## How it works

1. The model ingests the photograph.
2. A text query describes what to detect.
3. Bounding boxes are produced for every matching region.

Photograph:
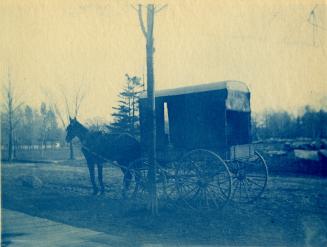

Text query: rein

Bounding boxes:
[68,121,143,170]
[79,144,130,170]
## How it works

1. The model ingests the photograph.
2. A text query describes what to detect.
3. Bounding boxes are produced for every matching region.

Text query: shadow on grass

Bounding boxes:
[1,232,28,247]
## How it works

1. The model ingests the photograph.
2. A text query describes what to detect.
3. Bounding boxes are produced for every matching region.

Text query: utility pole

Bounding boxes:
[134,4,166,215]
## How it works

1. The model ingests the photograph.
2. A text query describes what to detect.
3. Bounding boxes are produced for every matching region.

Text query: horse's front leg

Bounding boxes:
[97,163,105,195]
[87,162,98,195]
[122,167,132,198]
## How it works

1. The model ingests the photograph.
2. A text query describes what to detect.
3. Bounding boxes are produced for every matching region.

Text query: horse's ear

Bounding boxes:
[69,116,72,122]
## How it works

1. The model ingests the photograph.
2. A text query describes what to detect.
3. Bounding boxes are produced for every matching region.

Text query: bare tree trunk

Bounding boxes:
[69,141,74,160]
[8,102,14,161]
[3,68,23,162]
[8,117,13,161]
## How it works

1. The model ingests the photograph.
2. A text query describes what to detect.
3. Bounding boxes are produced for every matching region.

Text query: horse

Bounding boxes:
[65,117,141,196]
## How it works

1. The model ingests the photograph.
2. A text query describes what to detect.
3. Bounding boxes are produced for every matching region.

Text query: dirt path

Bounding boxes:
[2,162,327,246]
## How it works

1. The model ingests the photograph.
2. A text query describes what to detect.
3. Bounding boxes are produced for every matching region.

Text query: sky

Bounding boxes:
[1,0,327,123]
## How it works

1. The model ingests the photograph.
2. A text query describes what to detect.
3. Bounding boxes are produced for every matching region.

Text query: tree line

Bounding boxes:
[1,73,325,161]
[252,106,327,140]
[1,103,64,148]
[1,73,143,161]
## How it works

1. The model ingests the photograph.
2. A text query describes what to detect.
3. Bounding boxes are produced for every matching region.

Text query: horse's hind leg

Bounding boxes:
[97,163,105,195]
[87,163,98,195]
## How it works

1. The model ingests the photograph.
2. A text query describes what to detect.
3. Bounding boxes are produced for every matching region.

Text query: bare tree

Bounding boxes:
[43,84,86,160]
[62,85,85,159]
[1,69,23,161]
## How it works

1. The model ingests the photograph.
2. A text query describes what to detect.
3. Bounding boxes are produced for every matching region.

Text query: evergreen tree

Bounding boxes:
[109,74,144,136]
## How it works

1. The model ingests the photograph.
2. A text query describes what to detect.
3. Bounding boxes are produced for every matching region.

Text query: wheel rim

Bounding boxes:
[126,158,174,204]
[158,161,179,202]
[228,151,268,203]
[176,149,232,211]
[125,158,150,203]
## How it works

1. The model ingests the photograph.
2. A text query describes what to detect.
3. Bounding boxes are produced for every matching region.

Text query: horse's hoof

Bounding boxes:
[92,190,99,195]
[100,190,105,195]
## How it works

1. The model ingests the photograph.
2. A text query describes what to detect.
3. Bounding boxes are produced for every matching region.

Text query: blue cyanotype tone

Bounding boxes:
[2,2,327,247]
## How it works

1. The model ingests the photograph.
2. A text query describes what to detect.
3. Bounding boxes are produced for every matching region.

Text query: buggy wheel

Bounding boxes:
[125,158,173,204]
[125,158,150,203]
[159,161,179,202]
[176,149,232,211]
[228,151,268,203]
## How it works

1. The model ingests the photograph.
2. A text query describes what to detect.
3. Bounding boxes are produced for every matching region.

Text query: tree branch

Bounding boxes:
[41,87,66,128]
[54,104,66,128]
[138,4,147,38]
[131,4,137,12]
[59,87,71,119]
[13,102,24,112]
[155,4,168,14]
[74,84,86,118]
[74,86,80,117]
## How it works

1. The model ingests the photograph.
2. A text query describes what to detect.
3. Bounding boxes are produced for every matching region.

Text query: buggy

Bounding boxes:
[127,80,268,210]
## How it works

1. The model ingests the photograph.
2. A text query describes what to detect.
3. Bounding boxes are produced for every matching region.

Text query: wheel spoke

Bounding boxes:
[180,185,198,198]
[229,151,268,203]
[239,179,242,201]
[208,187,223,204]
[173,149,233,210]
[208,185,225,201]
[231,179,239,199]
[246,177,264,188]
[246,174,266,179]
[243,180,251,201]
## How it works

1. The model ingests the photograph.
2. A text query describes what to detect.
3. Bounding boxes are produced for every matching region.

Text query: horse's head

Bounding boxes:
[65,117,81,142]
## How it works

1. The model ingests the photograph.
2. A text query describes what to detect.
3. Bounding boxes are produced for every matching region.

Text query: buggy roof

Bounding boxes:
[140,80,249,99]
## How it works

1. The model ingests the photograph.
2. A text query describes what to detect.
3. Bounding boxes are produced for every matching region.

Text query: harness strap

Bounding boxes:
[80,144,129,170]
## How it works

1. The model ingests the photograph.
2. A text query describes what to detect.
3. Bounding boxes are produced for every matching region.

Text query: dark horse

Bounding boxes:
[65,117,141,195]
